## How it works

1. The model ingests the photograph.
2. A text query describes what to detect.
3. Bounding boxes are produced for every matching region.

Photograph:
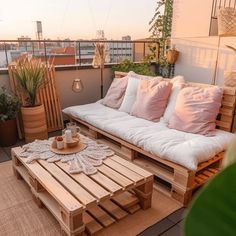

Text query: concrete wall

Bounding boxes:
[0,67,114,110]
[172,0,236,85]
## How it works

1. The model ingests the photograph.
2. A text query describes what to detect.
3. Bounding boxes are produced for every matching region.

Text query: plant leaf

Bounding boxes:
[184,163,236,236]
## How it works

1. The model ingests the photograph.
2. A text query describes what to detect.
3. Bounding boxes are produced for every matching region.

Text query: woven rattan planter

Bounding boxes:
[21,104,48,143]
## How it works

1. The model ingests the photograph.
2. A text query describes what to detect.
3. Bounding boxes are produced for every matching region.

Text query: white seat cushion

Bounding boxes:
[63,103,235,170]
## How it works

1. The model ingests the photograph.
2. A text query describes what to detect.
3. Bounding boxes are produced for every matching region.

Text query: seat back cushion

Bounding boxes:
[102,77,128,109]
[131,79,172,121]
[162,75,185,123]
[168,86,223,136]
[119,76,163,113]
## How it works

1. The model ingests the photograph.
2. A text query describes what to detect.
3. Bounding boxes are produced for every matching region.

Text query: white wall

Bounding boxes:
[172,0,236,85]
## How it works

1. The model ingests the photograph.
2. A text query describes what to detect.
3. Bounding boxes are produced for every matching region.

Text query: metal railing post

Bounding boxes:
[4,42,9,66]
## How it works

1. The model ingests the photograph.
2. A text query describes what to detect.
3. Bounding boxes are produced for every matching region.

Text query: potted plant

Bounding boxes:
[0,86,20,146]
[14,55,48,143]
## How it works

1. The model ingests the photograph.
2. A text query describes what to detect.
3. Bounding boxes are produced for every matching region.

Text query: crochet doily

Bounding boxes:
[18,136,114,175]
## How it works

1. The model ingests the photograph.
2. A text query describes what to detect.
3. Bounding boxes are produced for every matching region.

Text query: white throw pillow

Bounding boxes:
[129,71,163,80]
[119,77,140,113]
[162,75,185,123]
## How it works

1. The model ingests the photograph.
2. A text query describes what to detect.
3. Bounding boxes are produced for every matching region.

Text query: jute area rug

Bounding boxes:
[0,161,181,236]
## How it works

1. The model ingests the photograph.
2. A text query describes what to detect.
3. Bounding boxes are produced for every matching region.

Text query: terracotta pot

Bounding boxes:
[21,104,48,143]
[0,118,18,147]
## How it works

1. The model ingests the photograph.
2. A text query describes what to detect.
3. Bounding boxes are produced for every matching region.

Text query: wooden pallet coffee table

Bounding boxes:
[12,146,153,236]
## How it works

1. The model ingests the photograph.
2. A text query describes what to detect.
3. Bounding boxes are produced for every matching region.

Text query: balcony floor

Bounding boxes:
[0,131,184,236]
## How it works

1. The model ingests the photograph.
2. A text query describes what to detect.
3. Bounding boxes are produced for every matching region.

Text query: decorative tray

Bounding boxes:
[50,137,87,155]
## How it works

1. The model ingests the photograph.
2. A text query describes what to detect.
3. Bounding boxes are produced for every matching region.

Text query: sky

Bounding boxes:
[0,0,156,40]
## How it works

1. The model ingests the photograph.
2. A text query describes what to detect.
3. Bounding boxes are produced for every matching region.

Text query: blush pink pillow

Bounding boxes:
[102,77,128,109]
[168,86,223,136]
[131,79,172,121]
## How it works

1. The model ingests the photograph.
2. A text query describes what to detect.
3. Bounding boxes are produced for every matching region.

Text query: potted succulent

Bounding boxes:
[0,86,20,146]
[14,55,48,143]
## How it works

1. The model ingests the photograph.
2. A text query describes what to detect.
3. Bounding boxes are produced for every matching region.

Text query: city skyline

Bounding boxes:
[0,0,156,40]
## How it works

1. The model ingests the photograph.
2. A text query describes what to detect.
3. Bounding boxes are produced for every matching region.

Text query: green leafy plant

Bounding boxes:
[184,139,236,236]
[14,55,46,107]
[0,86,20,121]
[112,59,156,76]
[149,0,174,76]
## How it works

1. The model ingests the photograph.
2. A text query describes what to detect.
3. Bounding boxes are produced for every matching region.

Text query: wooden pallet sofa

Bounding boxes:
[63,71,236,206]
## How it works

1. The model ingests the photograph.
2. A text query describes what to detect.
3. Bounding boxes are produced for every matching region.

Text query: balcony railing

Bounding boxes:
[0,39,159,70]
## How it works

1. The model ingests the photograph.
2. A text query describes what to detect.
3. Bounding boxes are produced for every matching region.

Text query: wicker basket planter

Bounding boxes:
[218,7,236,36]
[21,104,48,143]
[167,49,179,64]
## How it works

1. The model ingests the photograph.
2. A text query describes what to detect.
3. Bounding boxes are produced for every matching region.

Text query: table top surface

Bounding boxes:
[12,145,153,213]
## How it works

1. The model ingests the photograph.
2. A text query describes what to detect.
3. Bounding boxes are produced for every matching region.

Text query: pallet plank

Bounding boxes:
[112,192,139,209]
[38,160,96,207]
[103,158,145,184]
[99,199,128,220]
[56,162,110,201]
[97,164,134,189]
[90,172,123,194]
[110,155,153,180]
[83,212,103,235]
[87,205,115,227]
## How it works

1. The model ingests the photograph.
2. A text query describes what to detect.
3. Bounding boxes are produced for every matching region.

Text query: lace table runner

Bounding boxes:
[18,135,114,175]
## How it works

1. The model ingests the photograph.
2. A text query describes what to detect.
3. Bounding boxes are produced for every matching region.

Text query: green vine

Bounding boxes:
[149,0,174,77]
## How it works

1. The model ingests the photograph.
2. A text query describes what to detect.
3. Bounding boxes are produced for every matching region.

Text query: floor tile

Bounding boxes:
[0,148,10,163]
[167,208,186,224]
[161,224,183,236]
[138,218,175,236]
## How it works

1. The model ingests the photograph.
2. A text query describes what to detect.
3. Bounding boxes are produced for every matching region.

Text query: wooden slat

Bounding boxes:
[112,192,139,209]
[12,148,82,213]
[103,158,145,184]
[87,205,115,227]
[197,174,208,181]
[97,164,134,189]
[99,199,128,220]
[215,120,231,129]
[202,170,215,177]
[90,172,123,194]
[8,62,64,133]
[197,153,224,171]
[126,204,141,214]
[38,160,96,207]
[208,168,219,174]
[219,107,234,116]
[223,87,236,96]
[133,157,174,183]
[83,212,103,235]
[56,162,110,201]
[222,100,235,108]
[110,155,153,180]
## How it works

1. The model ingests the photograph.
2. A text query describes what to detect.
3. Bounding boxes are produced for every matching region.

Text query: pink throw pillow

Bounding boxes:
[131,80,172,121]
[102,77,128,109]
[168,86,223,136]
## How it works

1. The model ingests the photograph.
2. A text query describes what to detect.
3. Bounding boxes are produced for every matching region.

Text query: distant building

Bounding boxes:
[122,35,131,41]
[17,36,32,48]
